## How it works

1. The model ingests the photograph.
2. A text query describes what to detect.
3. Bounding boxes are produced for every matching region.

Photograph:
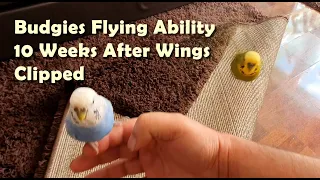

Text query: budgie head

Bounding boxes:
[69,87,105,127]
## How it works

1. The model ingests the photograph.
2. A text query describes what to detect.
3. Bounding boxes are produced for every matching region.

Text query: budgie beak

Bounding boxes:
[74,107,87,122]
[77,111,87,121]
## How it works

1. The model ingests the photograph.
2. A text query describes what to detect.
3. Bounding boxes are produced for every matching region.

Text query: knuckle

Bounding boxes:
[172,112,186,119]
[137,113,149,121]
[171,113,190,123]
[136,113,151,126]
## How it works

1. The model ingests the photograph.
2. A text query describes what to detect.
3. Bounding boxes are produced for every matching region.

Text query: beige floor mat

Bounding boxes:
[45,17,288,178]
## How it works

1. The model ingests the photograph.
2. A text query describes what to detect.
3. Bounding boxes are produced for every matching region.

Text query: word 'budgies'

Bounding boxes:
[65,87,115,154]
[231,51,262,81]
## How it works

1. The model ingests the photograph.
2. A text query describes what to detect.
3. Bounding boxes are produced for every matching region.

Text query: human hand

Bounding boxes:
[70,112,227,178]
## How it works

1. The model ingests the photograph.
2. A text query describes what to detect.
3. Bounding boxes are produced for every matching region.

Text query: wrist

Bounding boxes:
[203,130,232,178]
[199,129,231,178]
[216,132,232,178]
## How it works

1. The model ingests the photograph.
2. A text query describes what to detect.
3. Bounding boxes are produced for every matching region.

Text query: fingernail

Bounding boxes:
[127,135,136,151]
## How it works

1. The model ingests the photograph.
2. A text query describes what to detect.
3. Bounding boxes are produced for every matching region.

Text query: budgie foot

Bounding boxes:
[113,116,130,127]
[89,141,99,154]
[113,121,122,127]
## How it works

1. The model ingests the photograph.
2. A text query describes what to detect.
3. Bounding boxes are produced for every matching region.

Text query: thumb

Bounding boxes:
[127,112,191,151]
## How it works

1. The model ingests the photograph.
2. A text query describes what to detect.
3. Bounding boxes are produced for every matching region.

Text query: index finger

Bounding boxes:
[83,118,137,156]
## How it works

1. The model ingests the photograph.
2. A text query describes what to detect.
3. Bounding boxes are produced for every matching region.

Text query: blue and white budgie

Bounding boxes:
[65,87,115,154]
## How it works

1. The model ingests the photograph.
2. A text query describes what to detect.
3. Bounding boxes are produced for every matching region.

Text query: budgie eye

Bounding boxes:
[92,100,94,104]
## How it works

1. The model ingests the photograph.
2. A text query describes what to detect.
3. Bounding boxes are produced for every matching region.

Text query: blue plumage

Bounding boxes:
[65,87,115,143]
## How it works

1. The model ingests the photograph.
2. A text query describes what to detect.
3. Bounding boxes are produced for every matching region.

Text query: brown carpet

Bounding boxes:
[0,2,274,178]
[303,2,320,13]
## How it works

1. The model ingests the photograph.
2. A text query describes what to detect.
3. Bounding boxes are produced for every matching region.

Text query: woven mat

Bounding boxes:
[45,16,288,178]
